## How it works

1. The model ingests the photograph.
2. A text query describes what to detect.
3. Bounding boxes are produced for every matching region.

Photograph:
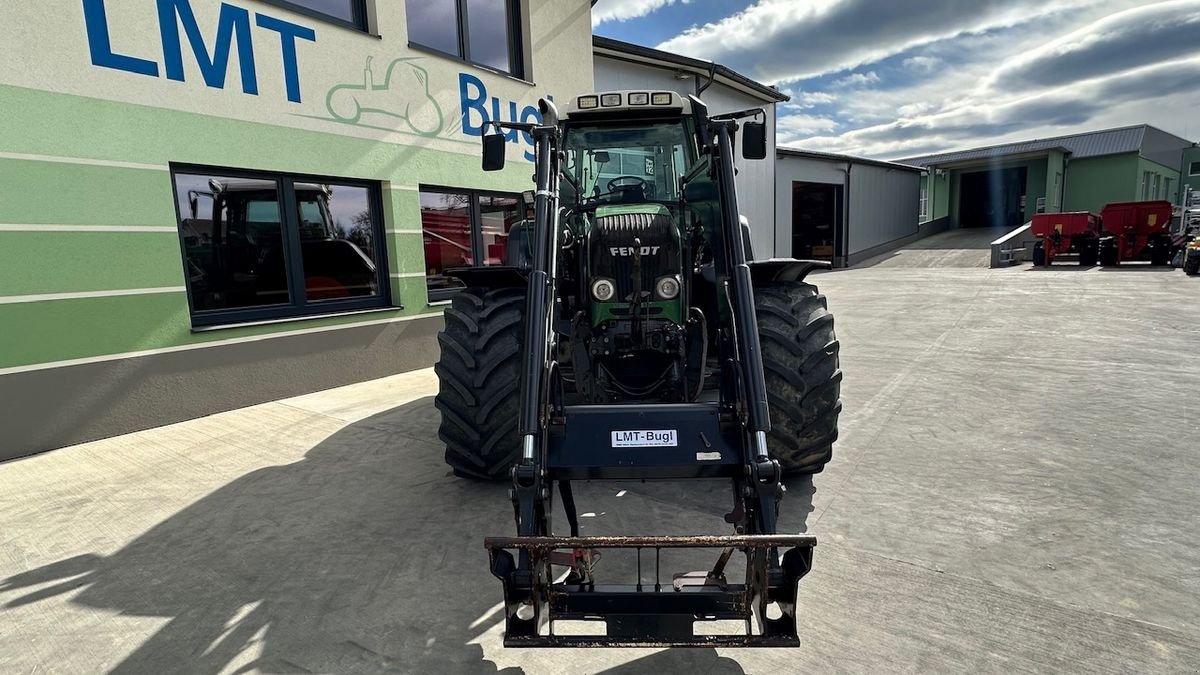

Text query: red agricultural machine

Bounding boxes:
[1031,211,1100,266]
[1098,200,1175,266]
[1032,200,1179,267]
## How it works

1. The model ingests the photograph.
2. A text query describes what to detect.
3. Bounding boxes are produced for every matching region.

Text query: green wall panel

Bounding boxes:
[0,291,425,370]
[1025,160,1048,220]
[0,84,532,192]
[1135,157,1180,202]
[1063,154,1138,212]
[0,83,551,368]
[0,232,183,295]
[0,160,174,226]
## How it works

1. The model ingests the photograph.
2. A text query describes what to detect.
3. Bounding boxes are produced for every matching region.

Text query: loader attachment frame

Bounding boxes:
[485,535,815,647]
[478,95,813,648]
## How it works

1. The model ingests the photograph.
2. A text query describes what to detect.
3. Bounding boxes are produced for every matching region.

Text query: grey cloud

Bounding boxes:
[990,0,1200,90]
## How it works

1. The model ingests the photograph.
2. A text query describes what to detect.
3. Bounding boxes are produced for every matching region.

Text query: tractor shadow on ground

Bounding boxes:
[0,398,816,674]
[0,397,522,674]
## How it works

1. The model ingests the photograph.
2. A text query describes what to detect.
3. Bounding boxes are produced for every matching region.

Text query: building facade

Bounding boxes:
[904,125,1196,229]
[0,0,593,459]
[593,36,788,259]
[776,149,923,268]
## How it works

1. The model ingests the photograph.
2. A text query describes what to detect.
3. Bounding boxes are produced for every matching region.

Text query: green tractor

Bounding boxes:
[435,91,841,482]
[433,91,843,646]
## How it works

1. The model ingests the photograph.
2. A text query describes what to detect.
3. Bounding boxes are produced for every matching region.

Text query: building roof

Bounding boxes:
[897,124,1188,167]
[593,35,789,104]
[777,146,923,172]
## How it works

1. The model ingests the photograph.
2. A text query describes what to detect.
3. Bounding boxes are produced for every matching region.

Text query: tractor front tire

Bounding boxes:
[435,287,526,480]
[755,281,843,475]
[1185,251,1200,276]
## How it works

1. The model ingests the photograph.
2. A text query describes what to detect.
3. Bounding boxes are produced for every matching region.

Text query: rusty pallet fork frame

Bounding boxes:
[475,98,817,647]
[485,535,815,647]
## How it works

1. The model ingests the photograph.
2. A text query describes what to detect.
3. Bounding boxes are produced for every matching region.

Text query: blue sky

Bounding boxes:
[593,0,1200,160]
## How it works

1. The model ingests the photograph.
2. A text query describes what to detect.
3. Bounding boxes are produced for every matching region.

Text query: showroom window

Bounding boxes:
[405,0,524,77]
[172,166,389,327]
[260,0,369,31]
[419,188,523,300]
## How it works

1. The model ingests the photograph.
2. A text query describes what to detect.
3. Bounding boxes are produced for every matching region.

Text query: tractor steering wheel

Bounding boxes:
[607,175,647,192]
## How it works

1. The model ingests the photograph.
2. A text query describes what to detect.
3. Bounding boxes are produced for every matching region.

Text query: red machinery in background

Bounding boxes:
[1031,211,1101,266]
[1098,200,1175,266]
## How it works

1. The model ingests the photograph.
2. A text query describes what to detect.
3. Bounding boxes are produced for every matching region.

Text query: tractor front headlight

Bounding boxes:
[655,275,681,300]
[591,278,616,302]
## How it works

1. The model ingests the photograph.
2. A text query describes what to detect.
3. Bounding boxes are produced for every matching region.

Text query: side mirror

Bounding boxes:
[742,120,767,160]
[482,133,507,171]
[594,150,610,164]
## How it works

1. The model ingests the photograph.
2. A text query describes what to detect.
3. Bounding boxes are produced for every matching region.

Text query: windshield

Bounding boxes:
[563,120,695,203]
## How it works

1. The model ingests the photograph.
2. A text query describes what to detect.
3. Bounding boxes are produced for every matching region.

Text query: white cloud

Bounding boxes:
[776,114,840,142]
[769,1,1200,159]
[832,71,880,88]
[593,0,678,26]
[657,0,1103,83]
[785,91,838,109]
[787,55,1200,159]
[903,55,942,72]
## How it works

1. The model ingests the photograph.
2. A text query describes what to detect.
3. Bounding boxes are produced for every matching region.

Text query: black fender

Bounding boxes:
[747,258,832,286]
[446,266,528,289]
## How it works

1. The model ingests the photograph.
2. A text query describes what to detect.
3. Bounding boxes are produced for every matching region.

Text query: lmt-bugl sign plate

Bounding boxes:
[611,430,678,448]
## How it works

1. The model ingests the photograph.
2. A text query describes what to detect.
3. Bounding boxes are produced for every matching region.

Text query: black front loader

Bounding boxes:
[457,96,829,647]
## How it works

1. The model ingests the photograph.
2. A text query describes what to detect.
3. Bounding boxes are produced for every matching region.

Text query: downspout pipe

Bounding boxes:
[696,61,718,97]
[839,163,852,267]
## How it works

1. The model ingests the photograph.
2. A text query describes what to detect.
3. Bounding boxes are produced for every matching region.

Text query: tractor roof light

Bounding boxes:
[577,95,599,110]
[651,92,673,106]
[628,92,649,106]
[600,93,622,107]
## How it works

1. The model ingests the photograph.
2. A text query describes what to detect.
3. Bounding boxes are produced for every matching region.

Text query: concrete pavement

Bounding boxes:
[2,261,1200,673]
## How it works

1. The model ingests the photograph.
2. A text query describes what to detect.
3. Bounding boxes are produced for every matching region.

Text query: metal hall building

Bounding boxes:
[901,125,1197,229]
[775,148,924,268]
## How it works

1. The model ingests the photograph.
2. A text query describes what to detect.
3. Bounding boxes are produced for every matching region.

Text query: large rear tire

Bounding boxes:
[1032,241,1046,266]
[435,287,526,480]
[1099,240,1119,267]
[755,281,843,475]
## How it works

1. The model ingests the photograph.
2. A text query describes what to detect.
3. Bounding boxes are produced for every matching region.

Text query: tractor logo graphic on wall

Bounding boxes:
[324,57,444,136]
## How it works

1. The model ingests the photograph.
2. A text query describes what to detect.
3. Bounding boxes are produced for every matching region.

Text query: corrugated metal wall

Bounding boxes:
[847,164,920,256]
[593,58,778,258]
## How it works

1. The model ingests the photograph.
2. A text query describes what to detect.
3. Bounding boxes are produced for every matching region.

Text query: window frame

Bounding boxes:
[258,0,370,33]
[170,163,391,328]
[419,185,524,303]
[1190,161,1200,176]
[918,185,928,219]
[406,0,526,80]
